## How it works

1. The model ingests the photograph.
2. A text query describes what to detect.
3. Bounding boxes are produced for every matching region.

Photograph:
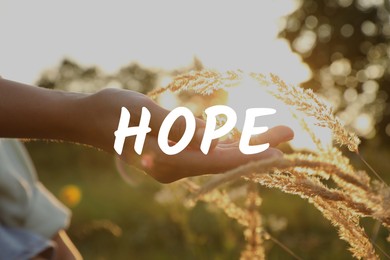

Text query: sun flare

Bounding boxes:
[224,76,332,151]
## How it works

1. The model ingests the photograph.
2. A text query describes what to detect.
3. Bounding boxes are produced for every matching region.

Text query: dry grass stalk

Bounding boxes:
[291,112,328,153]
[149,69,243,98]
[187,153,389,258]
[240,183,265,260]
[191,151,390,222]
[247,171,380,258]
[263,74,361,152]
[150,70,389,259]
[192,154,373,200]
[286,152,371,192]
[200,189,249,227]
[313,198,378,259]
[150,70,361,152]
[247,168,390,226]
[246,171,379,259]
[184,180,268,259]
[182,180,249,227]
[189,155,389,257]
[190,155,281,199]
[264,74,360,153]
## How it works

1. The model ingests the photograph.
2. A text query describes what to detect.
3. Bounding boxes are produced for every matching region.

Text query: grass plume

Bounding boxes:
[150,70,389,259]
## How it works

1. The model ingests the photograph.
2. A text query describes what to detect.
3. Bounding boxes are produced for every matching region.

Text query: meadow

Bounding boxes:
[27,70,390,259]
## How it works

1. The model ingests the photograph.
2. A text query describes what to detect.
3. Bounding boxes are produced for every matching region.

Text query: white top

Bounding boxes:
[0,138,70,238]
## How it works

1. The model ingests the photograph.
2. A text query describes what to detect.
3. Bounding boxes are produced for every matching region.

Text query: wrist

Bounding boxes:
[48,90,90,144]
[78,89,118,152]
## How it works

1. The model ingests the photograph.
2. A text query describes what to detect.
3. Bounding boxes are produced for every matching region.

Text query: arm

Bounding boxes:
[0,78,294,183]
[0,78,88,143]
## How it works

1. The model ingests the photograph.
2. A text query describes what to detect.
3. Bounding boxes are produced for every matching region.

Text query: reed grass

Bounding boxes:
[150,70,389,259]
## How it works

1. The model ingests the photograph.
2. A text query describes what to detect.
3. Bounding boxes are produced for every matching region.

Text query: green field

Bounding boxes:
[25,141,390,259]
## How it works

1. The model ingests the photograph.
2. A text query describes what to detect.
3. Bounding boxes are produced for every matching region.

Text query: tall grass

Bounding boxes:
[149,70,390,259]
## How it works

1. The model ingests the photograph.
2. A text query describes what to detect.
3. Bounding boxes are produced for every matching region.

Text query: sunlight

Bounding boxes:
[225,76,332,152]
[353,113,374,137]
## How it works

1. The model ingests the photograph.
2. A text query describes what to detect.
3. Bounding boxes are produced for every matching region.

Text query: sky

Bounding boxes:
[0,0,310,84]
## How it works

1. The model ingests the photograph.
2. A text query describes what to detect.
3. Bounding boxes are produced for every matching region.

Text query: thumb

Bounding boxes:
[250,125,294,147]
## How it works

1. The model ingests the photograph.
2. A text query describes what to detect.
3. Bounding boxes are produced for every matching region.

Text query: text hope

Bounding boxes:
[114,105,276,155]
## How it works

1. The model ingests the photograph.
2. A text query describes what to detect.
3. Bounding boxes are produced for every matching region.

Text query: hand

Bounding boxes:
[84,89,294,183]
[0,78,293,183]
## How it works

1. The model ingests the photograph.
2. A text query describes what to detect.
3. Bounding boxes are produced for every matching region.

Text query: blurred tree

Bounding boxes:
[36,57,206,95]
[37,59,158,94]
[116,63,157,93]
[280,0,390,145]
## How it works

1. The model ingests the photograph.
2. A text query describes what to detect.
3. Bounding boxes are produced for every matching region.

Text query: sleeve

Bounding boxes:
[0,225,55,260]
[0,139,71,238]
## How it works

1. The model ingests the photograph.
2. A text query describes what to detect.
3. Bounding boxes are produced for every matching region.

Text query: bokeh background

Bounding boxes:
[1,0,390,258]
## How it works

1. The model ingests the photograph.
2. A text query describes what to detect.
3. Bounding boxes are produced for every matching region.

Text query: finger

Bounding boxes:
[155,145,281,181]
[120,134,281,183]
[250,125,294,147]
[145,100,218,150]
[215,125,294,148]
[203,146,282,173]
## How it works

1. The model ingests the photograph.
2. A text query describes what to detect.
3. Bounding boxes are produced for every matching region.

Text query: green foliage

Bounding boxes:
[36,59,157,94]
[281,0,390,142]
